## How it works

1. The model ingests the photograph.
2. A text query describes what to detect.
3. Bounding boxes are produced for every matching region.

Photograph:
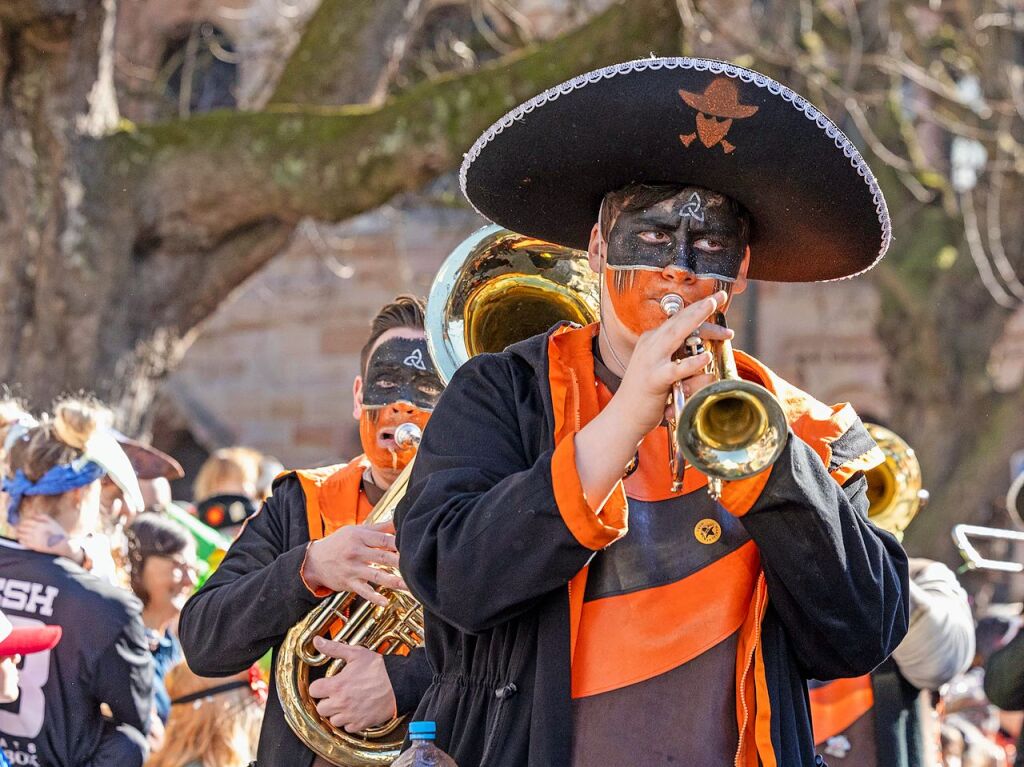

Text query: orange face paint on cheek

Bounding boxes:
[605,268,670,335]
[359,406,431,472]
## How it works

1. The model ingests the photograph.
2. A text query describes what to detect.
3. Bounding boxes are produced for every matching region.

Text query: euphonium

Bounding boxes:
[861,423,927,540]
[278,226,598,766]
[660,289,787,499]
[426,224,599,383]
[277,425,423,767]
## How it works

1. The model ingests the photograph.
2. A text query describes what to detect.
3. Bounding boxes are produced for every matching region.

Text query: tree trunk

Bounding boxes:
[0,0,683,431]
[0,0,126,406]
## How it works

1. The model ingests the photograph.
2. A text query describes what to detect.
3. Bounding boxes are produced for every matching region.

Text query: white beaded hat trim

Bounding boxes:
[459,56,891,282]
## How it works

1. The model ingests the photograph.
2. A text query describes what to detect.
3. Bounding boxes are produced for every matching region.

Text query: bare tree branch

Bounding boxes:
[111,0,683,248]
[269,0,426,107]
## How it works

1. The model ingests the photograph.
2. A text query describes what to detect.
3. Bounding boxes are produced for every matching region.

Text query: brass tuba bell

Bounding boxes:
[426,224,599,383]
[277,226,598,766]
[862,423,927,540]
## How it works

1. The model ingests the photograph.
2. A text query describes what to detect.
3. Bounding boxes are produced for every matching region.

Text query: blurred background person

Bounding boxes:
[125,512,198,725]
[192,447,263,537]
[986,619,1024,766]
[146,661,264,767]
[0,399,35,536]
[0,398,153,766]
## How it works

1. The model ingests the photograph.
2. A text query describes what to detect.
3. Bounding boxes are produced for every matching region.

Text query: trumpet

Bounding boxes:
[660,289,787,499]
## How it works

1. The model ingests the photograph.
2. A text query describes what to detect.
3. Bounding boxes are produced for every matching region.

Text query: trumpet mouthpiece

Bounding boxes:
[394,422,422,449]
[660,293,684,316]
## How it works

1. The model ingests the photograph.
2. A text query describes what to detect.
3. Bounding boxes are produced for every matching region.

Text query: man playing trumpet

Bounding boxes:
[396,59,910,766]
[180,295,440,766]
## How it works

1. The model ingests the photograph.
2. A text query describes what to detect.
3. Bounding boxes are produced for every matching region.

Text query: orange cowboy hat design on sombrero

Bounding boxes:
[679,77,759,154]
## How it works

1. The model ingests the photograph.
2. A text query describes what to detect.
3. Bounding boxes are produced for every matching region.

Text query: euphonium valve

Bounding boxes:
[661,291,787,500]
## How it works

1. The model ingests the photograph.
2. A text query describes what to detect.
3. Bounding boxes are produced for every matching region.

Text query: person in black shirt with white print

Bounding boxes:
[0,399,153,767]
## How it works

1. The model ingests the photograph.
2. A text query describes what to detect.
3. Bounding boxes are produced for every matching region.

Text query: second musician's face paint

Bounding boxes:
[361,337,443,410]
[602,186,748,335]
[358,335,443,472]
[359,404,431,472]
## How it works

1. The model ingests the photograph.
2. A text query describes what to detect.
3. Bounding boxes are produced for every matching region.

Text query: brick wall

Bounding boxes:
[166,203,486,470]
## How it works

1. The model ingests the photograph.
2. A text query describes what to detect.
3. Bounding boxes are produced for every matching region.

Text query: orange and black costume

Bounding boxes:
[179,459,432,767]
[396,324,909,767]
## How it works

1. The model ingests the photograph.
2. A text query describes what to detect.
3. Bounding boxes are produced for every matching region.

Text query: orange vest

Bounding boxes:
[809,675,875,745]
[545,323,883,767]
[288,456,375,543]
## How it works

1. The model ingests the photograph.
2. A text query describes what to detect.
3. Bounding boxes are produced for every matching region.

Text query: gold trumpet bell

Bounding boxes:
[679,381,787,482]
[672,308,789,497]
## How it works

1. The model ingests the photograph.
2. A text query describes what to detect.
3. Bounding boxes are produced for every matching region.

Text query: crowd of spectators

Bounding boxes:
[0,395,271,767]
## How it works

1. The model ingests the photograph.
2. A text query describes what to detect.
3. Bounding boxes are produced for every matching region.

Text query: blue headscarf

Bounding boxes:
[2,460,106,525]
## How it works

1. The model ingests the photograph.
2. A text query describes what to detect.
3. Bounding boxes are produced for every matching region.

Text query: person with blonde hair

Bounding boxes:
[192,447,263,536]
[0,398,153,766]
[146,661,264,767]
[193,447,262,505]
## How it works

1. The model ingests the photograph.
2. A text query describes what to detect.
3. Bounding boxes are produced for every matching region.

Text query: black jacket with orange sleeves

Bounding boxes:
[395,325,910,767]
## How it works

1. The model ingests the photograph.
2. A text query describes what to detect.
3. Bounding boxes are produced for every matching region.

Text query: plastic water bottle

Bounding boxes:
[392,721,459,767]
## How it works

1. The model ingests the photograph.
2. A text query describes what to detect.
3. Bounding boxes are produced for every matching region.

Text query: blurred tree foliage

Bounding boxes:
[671,1,1024,559]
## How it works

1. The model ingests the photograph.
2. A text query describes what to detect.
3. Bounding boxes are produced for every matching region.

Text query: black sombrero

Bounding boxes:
[460,57,890,283]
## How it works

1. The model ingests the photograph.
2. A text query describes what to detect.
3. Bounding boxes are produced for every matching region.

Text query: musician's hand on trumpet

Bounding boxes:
[302,521,408,606]
[615,290,731,437]
[573,290,731,507]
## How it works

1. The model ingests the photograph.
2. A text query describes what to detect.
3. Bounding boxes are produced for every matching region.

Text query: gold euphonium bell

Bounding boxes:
[278,226,599,766]
[862,422,927,540]
[660,291,788,499]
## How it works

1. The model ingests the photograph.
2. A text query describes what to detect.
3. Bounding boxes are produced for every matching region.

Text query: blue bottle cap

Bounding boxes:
[408,720,436,740]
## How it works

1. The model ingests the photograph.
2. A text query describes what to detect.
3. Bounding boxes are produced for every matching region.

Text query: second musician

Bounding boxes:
[396,59,910,766]
[179,295,440,767]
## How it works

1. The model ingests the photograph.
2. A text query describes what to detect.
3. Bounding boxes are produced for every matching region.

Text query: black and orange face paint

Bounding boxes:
[361,337,443,411]
[602,186,748,335]
[359,336,443,472]
[359,404,432,472]
[605,187,748,280]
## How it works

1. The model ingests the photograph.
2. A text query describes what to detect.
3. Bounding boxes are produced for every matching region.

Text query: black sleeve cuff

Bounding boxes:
[382,647,434,715]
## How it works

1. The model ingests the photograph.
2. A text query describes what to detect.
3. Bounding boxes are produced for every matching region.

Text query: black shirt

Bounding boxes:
[0,538,153,766]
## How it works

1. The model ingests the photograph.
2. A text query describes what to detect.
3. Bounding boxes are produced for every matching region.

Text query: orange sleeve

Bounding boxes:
[550,435,628,550]
[830,446,884,486]
[299,541,332,598]
[719,467,773,518]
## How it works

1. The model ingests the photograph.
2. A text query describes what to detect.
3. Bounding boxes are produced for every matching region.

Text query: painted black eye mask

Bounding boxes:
[605,190,748,282]
[362,337,444,410]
